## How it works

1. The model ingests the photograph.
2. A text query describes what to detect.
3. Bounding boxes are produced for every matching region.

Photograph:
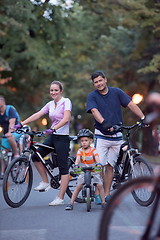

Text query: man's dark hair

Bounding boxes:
[91,70,106,81]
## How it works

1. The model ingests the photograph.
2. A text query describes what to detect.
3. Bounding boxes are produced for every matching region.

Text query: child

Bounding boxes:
[65,128,105,210]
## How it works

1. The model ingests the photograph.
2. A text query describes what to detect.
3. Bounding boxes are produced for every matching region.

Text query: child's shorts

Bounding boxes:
[77,172,103,185]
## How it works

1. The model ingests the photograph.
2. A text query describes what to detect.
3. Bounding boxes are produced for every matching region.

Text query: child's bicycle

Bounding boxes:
[111,122,154,206]
[98,167,160,240]
[2,127,83,208]
[74,165,102,212]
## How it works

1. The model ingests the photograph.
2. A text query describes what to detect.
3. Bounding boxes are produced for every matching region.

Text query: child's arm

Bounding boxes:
[94,154,101,164]
[74,155,81,165]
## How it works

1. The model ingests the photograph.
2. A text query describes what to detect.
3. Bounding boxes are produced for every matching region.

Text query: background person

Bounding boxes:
[15,81,72,206]
[0,96,21,179]
[65,128,105,210]
[86,70,146,203]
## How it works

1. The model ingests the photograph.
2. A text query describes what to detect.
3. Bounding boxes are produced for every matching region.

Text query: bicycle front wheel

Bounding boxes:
[131,156,155,206]
[99,176,156,240]
[3,156,33,208]
[86,188,91,212]
[66,157,83,203]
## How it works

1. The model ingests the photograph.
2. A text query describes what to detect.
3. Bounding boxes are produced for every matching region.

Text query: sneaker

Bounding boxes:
[101,202,106,209]
[65,204,73,210]
[95,194,102,205]
[49,197,64,206]
[34,181,50,191]
[105,195,111,203]
[0,173,4,180]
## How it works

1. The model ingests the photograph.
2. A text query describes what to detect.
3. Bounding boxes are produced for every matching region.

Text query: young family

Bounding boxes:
[14,71,145,208]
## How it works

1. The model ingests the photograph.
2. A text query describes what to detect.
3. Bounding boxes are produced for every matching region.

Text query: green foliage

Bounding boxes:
[0,0,160,137]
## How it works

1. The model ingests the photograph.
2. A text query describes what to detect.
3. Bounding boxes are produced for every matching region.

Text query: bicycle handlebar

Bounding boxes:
[16,128,45,137]
[112,122,142,132]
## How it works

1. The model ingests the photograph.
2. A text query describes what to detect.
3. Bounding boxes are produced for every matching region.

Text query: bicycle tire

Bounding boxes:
[3,156,33,208]
[65,157,83,203]
[86,187,91,212]
[99,176,156,240]
[130,156,155,206]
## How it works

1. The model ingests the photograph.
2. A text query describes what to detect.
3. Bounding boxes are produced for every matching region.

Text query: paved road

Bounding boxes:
[0,164,159,240]
[0,165,103,240]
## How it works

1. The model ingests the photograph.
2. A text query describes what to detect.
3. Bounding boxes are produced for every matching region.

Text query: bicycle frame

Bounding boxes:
[113,122,153,190]
[81,167,96,212]
[141,172,160,240]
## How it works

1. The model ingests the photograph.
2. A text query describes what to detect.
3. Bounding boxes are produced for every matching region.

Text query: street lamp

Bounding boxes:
[132,93,144,105]
[41,118,48,126]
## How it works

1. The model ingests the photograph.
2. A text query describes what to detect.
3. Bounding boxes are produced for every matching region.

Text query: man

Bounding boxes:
[0,96,20,178]
[86,70,145,203]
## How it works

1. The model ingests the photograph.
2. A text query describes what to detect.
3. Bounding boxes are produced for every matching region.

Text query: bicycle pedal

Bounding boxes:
[39,186,51,192]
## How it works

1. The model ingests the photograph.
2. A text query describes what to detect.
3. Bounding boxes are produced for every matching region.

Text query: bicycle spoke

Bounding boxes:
[99,177,158,240]
[3,157,33,208]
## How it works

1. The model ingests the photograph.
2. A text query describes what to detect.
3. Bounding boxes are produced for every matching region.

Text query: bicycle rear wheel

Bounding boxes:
[131,156,155,206]
[99,176,157,240]
[66,156,83,203]
[3,156,33,208]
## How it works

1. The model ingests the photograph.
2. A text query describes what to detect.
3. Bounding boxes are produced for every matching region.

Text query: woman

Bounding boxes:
[16,81,72,206]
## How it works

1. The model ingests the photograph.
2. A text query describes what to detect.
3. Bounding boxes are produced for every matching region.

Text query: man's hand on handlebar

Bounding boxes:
[138,118,149,128]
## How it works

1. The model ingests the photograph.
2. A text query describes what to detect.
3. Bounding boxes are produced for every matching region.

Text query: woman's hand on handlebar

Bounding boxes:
[13,123,23,131]
[43,128,56,135]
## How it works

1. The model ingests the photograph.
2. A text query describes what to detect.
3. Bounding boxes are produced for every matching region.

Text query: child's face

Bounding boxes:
[80,137,92,149]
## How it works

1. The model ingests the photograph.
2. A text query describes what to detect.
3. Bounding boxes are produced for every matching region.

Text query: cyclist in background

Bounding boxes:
[86,70,146,203]
[14,81,72,206]
[145,92,160,123]
[0,96,21,179]
[65,129,105,210]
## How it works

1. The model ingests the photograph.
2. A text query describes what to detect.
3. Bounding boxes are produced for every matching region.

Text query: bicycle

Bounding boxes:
[2,127,83,208]
[75,166,102,212]
[111,122,154,207]
[98,167,160,240]
[0,127,30,176]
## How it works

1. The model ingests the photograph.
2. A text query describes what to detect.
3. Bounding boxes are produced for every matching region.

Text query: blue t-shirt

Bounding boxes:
[0,106,19,134]
[86,87,131,135]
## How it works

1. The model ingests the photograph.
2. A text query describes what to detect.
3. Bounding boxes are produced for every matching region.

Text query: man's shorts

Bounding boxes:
[1,132,21,150]
[94,137,124,167]
[77,172,103,185]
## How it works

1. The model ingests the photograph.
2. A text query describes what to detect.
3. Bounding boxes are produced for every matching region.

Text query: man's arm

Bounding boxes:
[127,101,145,119]
[91,108,104,123]
[5,118,16,137]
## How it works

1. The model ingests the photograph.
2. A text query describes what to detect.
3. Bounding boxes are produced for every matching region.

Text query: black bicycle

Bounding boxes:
[99,167,160,240]
[2,127,83,208]
[111,122,154,206]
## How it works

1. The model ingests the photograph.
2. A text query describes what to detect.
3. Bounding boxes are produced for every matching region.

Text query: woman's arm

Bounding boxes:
[53,110,71,131]
[21,110,44,126]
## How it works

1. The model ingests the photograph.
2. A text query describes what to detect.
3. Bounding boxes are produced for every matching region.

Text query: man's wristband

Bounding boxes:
[141,116,145,120]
